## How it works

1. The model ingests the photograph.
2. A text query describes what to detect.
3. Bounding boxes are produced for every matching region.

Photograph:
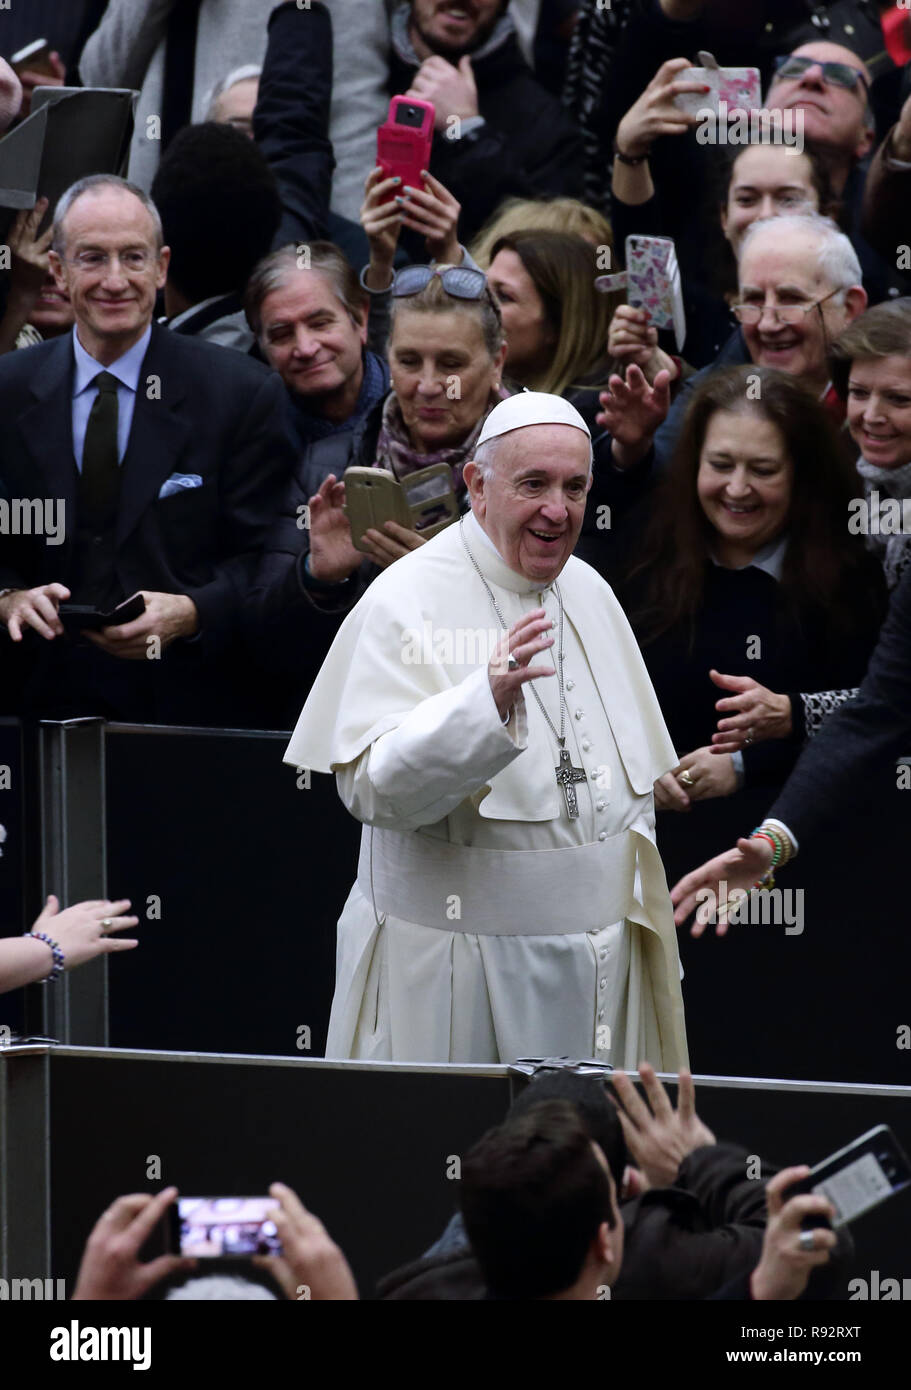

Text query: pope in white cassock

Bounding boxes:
[284,393,689,1067]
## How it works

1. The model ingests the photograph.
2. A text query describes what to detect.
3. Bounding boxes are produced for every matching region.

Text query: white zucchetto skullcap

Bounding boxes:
[476,391,591,448]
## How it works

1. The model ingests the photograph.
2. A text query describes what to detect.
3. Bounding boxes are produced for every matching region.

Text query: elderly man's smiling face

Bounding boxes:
[463,423,592,585]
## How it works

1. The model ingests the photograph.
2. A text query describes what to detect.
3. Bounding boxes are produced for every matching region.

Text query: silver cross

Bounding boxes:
[555,747,587,819]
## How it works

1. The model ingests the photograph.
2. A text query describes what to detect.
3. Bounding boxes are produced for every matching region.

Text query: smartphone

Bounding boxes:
[10,40,57,78]
[625,234,686,352]
[376,96,435,203]
[783,1125,911,1230]
[58,592,146,637]
[673,50,761,118]
[344,464,458,551]
[168,1197,283,1259]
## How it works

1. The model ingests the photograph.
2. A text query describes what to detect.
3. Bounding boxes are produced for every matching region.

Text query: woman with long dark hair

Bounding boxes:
[619,365,886,1079]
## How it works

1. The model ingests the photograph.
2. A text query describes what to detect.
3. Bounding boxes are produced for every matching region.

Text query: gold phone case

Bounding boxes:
[343,464,459,552]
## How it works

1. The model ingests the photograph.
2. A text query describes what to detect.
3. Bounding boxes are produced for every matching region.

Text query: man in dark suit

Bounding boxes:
[0,173,294,726]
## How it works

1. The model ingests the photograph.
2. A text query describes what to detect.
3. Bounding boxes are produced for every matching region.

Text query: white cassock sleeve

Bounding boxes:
[335,665,529,829]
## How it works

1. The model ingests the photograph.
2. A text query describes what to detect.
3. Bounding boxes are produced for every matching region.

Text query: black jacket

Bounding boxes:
[0,326,294,723]
[388,20,584,245]
[377,1143,851,1300]
[253,0,335,246]
[770,559,911,844]
[242,400,386,699]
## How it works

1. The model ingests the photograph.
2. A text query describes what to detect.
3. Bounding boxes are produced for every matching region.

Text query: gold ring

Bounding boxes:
[101,918,113,930]
[678,770,695,787]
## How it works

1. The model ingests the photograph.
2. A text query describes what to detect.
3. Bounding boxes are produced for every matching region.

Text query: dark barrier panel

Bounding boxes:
[3,1048,911,1299]
[0,718,34,1039]
[103,726,359,1057]
[3,717,910,1082]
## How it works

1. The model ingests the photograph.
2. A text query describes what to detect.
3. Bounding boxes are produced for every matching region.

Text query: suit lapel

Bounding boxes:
[19,337,79,565]
[115,324,192,547]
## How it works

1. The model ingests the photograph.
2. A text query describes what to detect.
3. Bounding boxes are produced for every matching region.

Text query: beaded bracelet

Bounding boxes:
[23,931,65,982]
[750,823,794,869]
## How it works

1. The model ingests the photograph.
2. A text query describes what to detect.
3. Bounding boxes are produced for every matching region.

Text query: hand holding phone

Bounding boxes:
[781,1125,911,1230]
[376,96,435,205]
[170,1197,283,1259]
[58,592,146,638]
[10,40,59,79]
[673,50,761,119]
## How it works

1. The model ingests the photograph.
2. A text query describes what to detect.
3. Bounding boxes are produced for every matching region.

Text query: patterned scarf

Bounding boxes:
[374,387,508,496]
[855,455,911,591]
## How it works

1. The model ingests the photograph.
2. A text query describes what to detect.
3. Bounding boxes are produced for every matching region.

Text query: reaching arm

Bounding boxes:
[254,0,335,247]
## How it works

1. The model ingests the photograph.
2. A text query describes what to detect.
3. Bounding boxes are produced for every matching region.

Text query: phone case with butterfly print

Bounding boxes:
[625,235,686,351]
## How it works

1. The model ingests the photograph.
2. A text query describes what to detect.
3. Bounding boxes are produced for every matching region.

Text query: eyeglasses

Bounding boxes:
[392,264,502,321]
[773,54,869,96]
[65,249,157,274]
[732,287,843,326]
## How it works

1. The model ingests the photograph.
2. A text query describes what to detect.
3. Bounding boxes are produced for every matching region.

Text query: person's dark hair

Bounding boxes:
[460,1099,614,1300]
[830,298,911,399]
[506,1071,627,1193]
[490,230,611,395]
[150,122,281,302]
[627,365,878,646]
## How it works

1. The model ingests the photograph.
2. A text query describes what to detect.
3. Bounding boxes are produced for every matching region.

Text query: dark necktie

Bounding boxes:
[80,371,120,519]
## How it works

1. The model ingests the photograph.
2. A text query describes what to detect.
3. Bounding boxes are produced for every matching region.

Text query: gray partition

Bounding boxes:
[2,1047,910,1299]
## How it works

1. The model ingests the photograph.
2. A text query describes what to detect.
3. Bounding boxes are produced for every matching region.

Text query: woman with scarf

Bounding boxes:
[243,264,508,724]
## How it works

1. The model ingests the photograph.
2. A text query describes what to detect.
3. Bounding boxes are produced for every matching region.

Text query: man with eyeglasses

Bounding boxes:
[598,212,867,478]
[765,42,875,197]
[0,174,294,726]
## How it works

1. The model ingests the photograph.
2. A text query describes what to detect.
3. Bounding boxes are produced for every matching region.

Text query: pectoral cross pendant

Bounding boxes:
[555,745,587,820]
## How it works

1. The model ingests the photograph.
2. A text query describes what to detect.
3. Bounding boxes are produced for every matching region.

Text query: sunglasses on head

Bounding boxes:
[392,264,502,319]
[774,53,869,95]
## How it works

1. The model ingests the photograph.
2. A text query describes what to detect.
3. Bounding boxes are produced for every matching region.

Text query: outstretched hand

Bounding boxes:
[670,835,774,935]
[596,365,671,468]
[610,1064,716,1191]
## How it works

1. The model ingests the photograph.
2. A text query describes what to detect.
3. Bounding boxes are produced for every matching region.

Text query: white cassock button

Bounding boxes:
[582,739,591,751]
[566,679,574,690]
[574,708,583,720]
[599,948,608,961]
[598,978,606,991]
[596,800,605,812]
[598,831,607,841]
[598,1009,604,1021]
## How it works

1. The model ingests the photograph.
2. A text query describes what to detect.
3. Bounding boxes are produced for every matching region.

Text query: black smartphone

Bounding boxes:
[783,1124,911,1230]
[168,1197,282,1259]
[58,592,145,636]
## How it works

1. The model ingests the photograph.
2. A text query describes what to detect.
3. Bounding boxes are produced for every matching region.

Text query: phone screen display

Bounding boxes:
[812,1153,896,1228]
[176,1198,282,1258]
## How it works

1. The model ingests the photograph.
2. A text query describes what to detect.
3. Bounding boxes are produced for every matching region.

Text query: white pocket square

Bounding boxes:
[158,473,203,499]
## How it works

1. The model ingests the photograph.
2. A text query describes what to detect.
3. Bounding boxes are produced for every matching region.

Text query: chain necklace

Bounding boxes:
[459,518,587,817]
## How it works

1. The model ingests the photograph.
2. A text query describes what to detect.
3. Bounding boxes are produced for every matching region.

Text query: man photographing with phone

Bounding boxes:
[389,0,583,245]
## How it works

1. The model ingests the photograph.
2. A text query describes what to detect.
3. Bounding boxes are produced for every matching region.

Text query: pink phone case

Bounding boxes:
[674,64,761,117]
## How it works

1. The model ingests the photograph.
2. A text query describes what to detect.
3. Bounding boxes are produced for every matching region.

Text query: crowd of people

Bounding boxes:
[1,0,910,1300]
